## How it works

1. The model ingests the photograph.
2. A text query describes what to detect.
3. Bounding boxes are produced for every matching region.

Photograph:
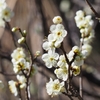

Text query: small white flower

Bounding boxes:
[54,65,68,81]
[52,28,67,43]
[76,10,84,18]
[53,16,62,24]
[11,47,26,63]
[17,75,26,88]
[67,50,74,61]
[0,7,14,22]
[72,46,80,53]
[81,44,92,59]
[8,80,18,96]
[57,55,66,68]
[42,50,59,68]
[13,58,30,73]
[46,78,65,97]
[42,34,56,51]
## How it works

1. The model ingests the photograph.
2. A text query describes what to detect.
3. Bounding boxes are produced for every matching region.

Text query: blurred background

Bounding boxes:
[0,0,100,100]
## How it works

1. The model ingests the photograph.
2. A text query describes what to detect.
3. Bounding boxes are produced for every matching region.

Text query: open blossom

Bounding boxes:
[42,50,59,68]
[52,16,62,24]
[57,55,67,68]
[54,65,68,81]
[13,58,30,73]
[8,80,18,96]
[81,44,92,59]
[43,23,67,51]
[46,78,65,97]
[52,27,67,43]
[0,7,14,22]
[17,75,26,88]
[11,47,26,64]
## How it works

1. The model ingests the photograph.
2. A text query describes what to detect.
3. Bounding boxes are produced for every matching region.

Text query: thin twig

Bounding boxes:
[85,0,100,18]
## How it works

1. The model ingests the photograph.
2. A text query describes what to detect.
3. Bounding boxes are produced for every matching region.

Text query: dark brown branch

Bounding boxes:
[85,0,100,18]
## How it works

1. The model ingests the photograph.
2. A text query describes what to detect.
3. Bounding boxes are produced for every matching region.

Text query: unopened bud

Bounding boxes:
[35,51,40,57]
[72,66,80,76]
[72,46,80,53]
[12,27,19,32]
[23,30,27,37]
[18,37,25,44]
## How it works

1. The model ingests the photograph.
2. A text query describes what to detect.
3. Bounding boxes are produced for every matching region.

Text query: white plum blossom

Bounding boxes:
[43,24,67,51]
[73,56,84,67]
[8,80,18,96]
[0,0,14,27]
[11,47,26,64]
[46,78,65,97]
[42,34,57,51]
[52,16,62,24]
[11,47,31,73]
[54,65,68,81]
[42,50,59,68]
[50,24,64,32]
[57,55,67,68]
[52,27,67,43]
[75,10,94,45]
[72,46,80,53]
[81,44,92,59]
[13,58,30,73]
[0,7,14,22]
[17,75,26,88]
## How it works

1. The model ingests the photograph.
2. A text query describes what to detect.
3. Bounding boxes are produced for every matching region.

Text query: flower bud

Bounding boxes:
[53,16,62,24]
[18,37,25,44]
[23,30,27,37]
[12,27,19,32]
[35,51,40,57]
[72,66,80,76]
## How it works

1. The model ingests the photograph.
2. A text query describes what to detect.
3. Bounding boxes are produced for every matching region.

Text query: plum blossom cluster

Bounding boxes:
[8,28,39,98]
[42,16,68,96]
[75,10,94,59]
[8,75,26,96]
[8,47,31,96]
[11,47,31,74]
[0,0,14,27]
[42,12,95,97]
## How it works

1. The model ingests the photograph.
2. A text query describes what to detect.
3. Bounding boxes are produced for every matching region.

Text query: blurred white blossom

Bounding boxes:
[46,78,65,97]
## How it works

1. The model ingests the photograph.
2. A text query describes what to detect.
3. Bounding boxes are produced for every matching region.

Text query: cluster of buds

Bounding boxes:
[0,0,14,27]
[8,28,39,97]
[42,10,95,97]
